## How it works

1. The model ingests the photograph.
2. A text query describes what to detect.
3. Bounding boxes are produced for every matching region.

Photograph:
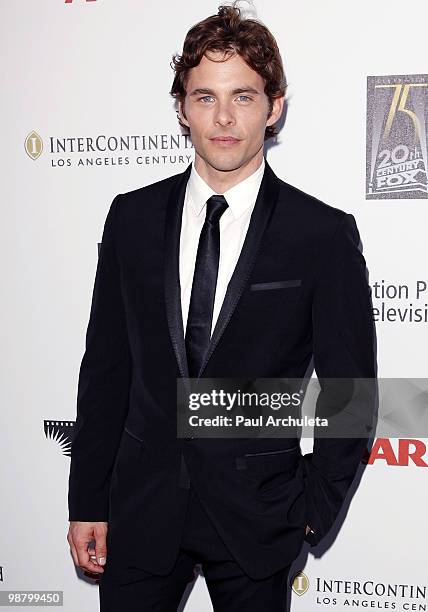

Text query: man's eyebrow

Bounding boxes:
[188,86,260,96]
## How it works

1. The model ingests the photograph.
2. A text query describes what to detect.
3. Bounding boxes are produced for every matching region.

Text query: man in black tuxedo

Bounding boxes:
[67,4,376,611]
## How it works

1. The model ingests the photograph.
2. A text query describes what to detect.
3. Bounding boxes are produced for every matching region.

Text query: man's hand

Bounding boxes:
[67,521,108,579]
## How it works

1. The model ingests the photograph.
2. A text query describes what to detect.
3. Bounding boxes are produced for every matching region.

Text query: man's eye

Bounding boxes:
[199,96,214,103]
[237,95,252,102]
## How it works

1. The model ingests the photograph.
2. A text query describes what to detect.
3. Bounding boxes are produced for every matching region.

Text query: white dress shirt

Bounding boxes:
[179,156,265,338]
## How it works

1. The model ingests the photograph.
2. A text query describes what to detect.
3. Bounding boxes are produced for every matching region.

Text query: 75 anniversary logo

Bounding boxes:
[366,74,428,199]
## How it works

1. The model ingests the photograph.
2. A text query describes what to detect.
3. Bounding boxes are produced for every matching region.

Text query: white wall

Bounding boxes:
[1,1,427,610]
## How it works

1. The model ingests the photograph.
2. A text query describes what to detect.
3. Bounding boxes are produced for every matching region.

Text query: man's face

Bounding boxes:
[179,50,283,172]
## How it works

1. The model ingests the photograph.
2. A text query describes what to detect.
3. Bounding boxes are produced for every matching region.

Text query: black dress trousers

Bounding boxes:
[99,483,292,611]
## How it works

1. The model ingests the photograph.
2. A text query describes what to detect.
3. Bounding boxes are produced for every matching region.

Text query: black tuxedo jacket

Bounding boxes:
[68,158,376,582]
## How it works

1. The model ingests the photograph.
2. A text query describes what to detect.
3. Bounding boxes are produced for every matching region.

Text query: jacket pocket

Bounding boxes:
[250,279,302,291]
[124,426,145,444]
[236,445,302,495]
[236,444,299,470]
[244,445,299,458]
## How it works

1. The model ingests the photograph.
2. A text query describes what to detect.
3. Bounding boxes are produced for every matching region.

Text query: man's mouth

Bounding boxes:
[209,136,241,144]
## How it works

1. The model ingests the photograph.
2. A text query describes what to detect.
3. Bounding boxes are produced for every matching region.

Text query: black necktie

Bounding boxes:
[185,194,229,378]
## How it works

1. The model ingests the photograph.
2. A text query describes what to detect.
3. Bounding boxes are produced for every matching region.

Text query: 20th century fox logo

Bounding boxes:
[366,74,428,199]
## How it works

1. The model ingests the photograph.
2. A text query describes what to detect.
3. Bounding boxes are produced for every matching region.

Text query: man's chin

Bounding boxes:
[198,152,248,173]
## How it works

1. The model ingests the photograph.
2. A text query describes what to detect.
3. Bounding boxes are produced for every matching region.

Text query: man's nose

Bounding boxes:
[214,102,236,126]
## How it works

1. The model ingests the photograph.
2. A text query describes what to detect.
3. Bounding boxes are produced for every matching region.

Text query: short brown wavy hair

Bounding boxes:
[170,3,286,140]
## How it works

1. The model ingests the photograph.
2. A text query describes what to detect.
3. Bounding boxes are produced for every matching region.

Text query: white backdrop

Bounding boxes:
[1,1,427,610]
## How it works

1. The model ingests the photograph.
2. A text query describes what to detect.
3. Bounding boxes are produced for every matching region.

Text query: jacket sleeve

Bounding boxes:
[302,212,377,546]
[68,194,132,521]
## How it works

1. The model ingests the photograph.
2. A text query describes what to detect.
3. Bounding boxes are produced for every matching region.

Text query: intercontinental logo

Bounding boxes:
[292,572,309,596]
[291,573,427,609]
[366,74,428,199]
[24,131,194,168]
[25,131,43,161]
[315,576,427,609]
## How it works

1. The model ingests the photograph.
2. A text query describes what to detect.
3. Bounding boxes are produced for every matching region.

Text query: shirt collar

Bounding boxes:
[187,157,266,221]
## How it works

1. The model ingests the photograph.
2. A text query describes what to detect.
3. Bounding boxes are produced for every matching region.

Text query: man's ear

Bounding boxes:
[266,95,285,128]
[178,99,190,128]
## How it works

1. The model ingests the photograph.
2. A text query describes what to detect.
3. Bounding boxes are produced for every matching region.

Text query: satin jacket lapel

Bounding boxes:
[164,159,281,380]
[164,163,192,380]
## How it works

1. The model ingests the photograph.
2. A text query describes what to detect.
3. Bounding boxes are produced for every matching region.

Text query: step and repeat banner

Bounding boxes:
[1,1,427,610]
